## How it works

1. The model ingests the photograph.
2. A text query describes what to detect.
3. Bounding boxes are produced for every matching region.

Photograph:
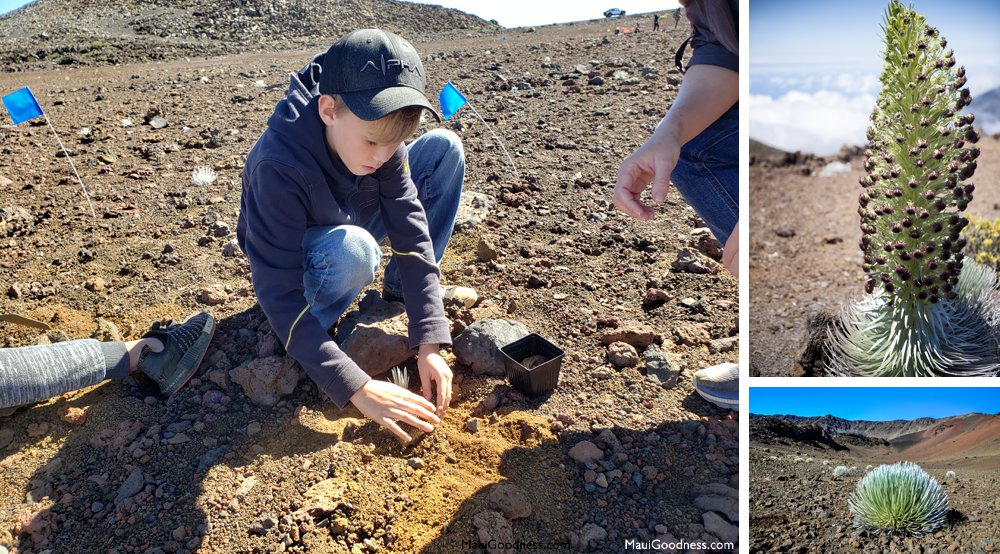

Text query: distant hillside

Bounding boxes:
[978,85,1000,133]
[0,0,497,71]
[774,413,947,441]
[752,412,1000,461]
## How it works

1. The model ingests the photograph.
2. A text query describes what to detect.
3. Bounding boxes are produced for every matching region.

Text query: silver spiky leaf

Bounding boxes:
[828,262,1000,376]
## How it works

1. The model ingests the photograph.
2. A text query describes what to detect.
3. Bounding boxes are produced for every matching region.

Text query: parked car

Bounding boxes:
[604,8,626,18]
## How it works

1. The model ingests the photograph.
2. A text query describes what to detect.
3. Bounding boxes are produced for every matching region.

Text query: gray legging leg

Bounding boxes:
[0,339,130,409]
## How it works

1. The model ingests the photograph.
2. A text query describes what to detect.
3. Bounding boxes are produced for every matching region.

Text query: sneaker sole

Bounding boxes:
[164,315,216,397]
[694,387,738,410]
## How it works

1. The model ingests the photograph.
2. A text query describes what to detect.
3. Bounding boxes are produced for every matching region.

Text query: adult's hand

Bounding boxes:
[417,343,453,415]
[722,222,739,277]
[612,131,681,220]
[350,379,440,443]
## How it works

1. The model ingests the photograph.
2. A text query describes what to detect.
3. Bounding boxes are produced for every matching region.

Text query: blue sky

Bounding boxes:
[751,0,1000,155]
[0,0,28,16]
[751,388,1000,421]
[1,1,680,27]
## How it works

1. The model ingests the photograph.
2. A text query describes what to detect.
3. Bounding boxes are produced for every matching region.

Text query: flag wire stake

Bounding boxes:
[43,112,95,218]
[464,102,520,181]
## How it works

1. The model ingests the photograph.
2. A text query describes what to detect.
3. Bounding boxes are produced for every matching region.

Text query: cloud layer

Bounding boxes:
[750,90,876,156]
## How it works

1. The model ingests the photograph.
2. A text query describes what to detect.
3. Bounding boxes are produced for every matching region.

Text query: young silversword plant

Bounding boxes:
[849,461,949,536]
[945,470,957,479]
[191,166,217,186]
[389,365,409,389]
[833,465,851,478]
[827,0,996,377]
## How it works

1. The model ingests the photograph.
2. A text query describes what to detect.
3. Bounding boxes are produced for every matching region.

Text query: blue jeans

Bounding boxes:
[671,103,739,244]
[301,129,465,329]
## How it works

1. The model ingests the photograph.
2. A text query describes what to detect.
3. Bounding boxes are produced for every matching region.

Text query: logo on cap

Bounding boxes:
[360,54,422,77]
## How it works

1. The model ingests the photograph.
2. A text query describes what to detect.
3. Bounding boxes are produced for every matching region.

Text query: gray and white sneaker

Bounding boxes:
[138,311,216,397]
[692,363,739,410]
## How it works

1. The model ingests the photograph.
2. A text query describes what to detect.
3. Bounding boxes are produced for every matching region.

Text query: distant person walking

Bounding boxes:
[653,13,660,31]
[612,0,739,411]
[673,8,682,28]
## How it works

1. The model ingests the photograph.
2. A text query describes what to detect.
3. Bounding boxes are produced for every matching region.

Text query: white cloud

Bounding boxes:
[750,90,877,156]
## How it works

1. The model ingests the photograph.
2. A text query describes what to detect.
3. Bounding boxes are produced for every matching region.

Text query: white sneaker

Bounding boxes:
[692,363,739,410]
[441,285,478,308]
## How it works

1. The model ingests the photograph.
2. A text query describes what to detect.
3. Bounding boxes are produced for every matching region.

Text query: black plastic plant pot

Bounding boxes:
[500,333,565,397]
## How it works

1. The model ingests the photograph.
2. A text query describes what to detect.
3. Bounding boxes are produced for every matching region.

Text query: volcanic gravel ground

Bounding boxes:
[749,444,1000,553]
[0,15,737,554]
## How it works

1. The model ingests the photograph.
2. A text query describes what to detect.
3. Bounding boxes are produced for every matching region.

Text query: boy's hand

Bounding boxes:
[417,343,453,415]
[349,380,440,444]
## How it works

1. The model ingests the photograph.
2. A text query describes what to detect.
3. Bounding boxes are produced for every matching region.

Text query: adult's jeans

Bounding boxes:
[671,103,739,244]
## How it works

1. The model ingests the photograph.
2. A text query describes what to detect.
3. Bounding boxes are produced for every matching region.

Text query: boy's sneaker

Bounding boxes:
[692,363,739,410]
[138,311,216,397]
[383,285,478,308]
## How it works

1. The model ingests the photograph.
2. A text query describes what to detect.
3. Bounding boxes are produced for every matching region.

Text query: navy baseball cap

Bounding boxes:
[318,29,441,122]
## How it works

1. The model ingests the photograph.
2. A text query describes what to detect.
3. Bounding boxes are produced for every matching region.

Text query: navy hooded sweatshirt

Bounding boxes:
[237,54,451,408]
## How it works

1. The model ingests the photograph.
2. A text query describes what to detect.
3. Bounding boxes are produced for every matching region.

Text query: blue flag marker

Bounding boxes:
[2,87,44,125]
[437,81,519,179]
[439,81,468,121]
[2,85,96,217]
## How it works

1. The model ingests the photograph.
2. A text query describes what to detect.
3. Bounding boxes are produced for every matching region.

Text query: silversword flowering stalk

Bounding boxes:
[827,0,999,376]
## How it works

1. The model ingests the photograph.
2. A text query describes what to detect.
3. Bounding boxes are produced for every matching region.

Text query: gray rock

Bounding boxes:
[690,228,724,260]
[596,429,622,452]
[221,240,240,258]
[594,473,608,488]
[455,192,496,231]
[453,319,529,376]
[115,467,144,504]
[568,440,603,464]
[230,356,301,406]
[579,523,608,548]
[606,341,638,368]
[197,286,228,306]
[466,417,479,433]
[702,511,738,543]
[473,511,514,554]
[0,427,14,449]
[708,336,738,354]
[672,248,719,274]
[1,206,34,237]
[644,345,679,389]
[252,333,277,359]
[487,481,532,519]
[91,318,122,342]
[197,446,228,473]
[211,221,230,237]
[336,292,411,377]
[694,493,739,522]
[477,236,498,262]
